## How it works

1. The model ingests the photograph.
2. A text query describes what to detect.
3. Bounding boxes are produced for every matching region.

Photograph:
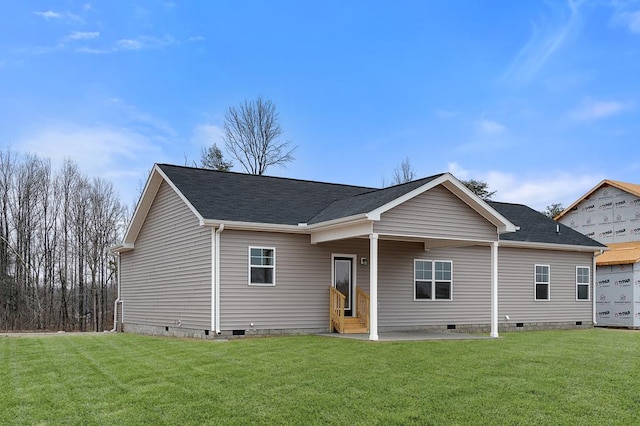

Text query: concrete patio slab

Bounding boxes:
[318,330,494,341]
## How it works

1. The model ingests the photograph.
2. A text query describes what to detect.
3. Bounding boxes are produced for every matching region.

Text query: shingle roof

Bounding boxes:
[158,164,375,225]
[308,175,443,224]
[157,164,604,248]
[489,201,606,248]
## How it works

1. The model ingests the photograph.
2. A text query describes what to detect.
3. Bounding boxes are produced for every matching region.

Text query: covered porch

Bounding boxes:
[306,174,516,340]
[322,233,502,341]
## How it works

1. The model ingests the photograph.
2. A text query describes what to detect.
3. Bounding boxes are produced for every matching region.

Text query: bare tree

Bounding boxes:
[543,203,564,219]
[200,143,232,171]
[223,96,296,175]
[0,149,124,332]
[461,179,496,200]
[391,157,416,185]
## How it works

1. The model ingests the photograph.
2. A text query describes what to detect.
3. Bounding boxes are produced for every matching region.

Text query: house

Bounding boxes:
[555,179,640,328]
[111,164,605,340]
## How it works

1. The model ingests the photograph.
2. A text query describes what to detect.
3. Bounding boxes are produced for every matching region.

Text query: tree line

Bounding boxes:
[1,97,566,332]
[0,149,125,331]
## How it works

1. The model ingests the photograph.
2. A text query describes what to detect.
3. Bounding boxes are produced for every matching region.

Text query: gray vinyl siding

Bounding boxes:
[120,181,212,329]
[219,234,594,330]
[219,231,494,330]
[374,185,498,241]
[498,247,593,323]
[378,242,492,326]
[219,230,370,331]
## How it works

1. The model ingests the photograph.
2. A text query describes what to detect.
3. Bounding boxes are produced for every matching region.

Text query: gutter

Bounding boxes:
[110,252,122,332]
[498,240,609,253]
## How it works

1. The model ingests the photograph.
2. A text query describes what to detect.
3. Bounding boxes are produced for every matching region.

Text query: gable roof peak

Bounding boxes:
[555,178,640,220]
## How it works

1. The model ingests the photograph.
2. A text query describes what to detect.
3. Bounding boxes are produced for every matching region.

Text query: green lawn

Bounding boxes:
[1,329,639,425]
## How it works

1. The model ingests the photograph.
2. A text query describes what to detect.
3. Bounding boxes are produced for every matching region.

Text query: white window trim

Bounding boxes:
[576,266,591,301]
[534,264,550,301]
[414,259,453,301]
[248,246,276,286]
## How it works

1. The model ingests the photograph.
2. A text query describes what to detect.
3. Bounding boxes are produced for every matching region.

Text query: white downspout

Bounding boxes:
[211,228,215,333]
[214,224,224,334]
[592,251,598,326]
[490,241,499,338]
[110,252,121,332]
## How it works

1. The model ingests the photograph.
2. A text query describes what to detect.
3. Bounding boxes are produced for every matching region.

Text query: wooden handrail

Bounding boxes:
[356,287,370,332]
[329,286,346,333]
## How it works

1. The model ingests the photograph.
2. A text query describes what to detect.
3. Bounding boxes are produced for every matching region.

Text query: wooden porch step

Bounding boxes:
[342,317,368,334]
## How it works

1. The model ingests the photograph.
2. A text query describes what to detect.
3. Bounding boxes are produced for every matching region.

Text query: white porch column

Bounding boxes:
[369,233,379,341]
[490,241,499,338]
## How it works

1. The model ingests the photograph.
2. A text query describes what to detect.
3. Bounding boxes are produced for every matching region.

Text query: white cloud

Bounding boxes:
[116,39,143,50]
[18,125,167,204]
[487,170,603,211]
[115,35,175,51]
[477,120,506,135]
[188,36,206,42]
[434,109,458,119]
[33,10,82,22]
[502,0,581,86]
[34,10,62,19]
[191,124,224,148]
[66,31,100,41]
[75,47,109,54]
[447,162,603,210]
[625,11,640,32]
[613,9,640,33]
[447,162,470,180]
[108,97,177,139]
[569,99,630,121]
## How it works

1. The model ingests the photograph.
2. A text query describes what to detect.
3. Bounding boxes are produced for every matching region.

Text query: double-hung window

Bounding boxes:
[414,260,452,300]
[535,264,550,300]
[249,247,275,286]
[576,266,590,300]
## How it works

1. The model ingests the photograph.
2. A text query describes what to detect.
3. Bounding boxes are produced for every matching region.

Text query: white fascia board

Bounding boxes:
[439,179,517,233]
[109,243,134,254]
[121,166,162,245]
[200,214,372,234]
[200,219,307,233]
[367,174,451,220]
[122,164,205,247]
[311,221,373,244]
[304,213,371,230]
[367,173,517,233]
[498,240,608,253]
[155,166,205,224]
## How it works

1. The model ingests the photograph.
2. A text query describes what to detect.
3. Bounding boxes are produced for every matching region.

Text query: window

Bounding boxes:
[249,247,275,286]
[415,260,452,300]
[576,266,590,301]
[535,264,550,300]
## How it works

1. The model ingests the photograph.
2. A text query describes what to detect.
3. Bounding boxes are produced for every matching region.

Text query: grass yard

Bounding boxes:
[1,329,639,425]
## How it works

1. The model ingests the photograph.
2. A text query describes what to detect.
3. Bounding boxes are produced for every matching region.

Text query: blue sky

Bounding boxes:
[1,1,639,210]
